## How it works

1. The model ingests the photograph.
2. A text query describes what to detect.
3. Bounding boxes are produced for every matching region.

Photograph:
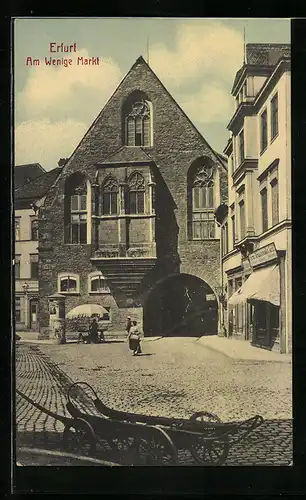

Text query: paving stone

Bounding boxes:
[15,339,292,465]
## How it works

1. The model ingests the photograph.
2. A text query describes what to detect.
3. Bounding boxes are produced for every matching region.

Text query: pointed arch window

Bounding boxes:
[128,172,145,214]
[125,100,151,146]
[189,165,215,240]
[64,174,88,244]
[102,176,119,215]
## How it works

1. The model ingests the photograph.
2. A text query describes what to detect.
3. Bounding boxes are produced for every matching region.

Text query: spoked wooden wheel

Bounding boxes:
[137,426,178,466]
[191,436,229,466]
[110,436,136,453]
[62,418,96,456]
[190,411,222,424]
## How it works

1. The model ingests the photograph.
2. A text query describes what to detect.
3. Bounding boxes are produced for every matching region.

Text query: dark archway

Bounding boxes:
[143,273,218,337]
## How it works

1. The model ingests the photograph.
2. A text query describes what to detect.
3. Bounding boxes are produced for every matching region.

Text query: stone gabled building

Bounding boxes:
[38,56,228,338]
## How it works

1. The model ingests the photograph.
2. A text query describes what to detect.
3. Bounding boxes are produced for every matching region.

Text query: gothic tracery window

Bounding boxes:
[102,176,118,215]
[64,174,88,244]
[128,172,145,214]
[189,164,215,240]
[124,99,151,146]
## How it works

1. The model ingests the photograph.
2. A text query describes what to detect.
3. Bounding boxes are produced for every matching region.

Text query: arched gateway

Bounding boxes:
[143,273,218,337]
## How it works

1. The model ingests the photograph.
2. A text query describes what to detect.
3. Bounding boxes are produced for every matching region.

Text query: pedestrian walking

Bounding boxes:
[98,317,105,342]
[88,318,99,344]
[126,316,132,334]
[128,320,142,355]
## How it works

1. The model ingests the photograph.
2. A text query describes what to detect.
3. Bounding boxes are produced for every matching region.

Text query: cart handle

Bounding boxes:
[67,381,99,405]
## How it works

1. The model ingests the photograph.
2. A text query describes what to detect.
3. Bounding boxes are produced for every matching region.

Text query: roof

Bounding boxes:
[232,43,291,93]
[61,55,226,177]
[246,43,291,66]
[14,163,46,190]
[97,146,154,165]
[15,167,62,201]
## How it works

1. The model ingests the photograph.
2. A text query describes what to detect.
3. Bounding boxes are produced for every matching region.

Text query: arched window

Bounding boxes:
[58,273,79,294]
[88,272,110,293]
[123,92,152,147]
[102,176,118,215]
[188,163,215,240]
[128,172,145,214]
[64,174,88,244]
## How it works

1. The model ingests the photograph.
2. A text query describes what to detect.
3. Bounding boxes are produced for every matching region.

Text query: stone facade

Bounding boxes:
[38,56,227,337]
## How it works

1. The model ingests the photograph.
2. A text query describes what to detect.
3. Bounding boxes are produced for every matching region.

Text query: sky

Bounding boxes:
[14,18,290,171]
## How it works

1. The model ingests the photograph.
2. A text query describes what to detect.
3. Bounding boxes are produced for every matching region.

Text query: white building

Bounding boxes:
[216,43,291,353]
[15,165,61,330]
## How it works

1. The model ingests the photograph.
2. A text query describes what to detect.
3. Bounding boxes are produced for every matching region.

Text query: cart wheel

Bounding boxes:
[190,411,222,424]
[137,426,178,466]
[190,437,229,466]
[62,418,96,456]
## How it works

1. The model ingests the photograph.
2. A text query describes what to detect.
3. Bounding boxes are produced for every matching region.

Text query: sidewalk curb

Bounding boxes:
[196,337,292,363]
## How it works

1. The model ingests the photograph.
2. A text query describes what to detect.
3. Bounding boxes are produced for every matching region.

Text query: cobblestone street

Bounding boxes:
[16,338,292,466]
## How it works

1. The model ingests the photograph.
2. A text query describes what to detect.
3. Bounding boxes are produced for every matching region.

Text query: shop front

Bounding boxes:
[227,243,283,352]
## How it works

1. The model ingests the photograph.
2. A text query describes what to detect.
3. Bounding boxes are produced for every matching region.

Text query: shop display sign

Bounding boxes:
[248,242,278,268]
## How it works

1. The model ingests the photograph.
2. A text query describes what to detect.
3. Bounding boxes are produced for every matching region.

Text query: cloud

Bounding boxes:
[150,21,244,87]
[179,81,235,126]
[16,49,122,123]
[15,119,87,170]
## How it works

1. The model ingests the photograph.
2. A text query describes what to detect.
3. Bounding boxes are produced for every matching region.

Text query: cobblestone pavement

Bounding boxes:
[16,338,292,466]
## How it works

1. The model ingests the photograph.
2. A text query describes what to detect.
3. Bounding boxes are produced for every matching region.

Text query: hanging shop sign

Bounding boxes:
[248,242,278,269]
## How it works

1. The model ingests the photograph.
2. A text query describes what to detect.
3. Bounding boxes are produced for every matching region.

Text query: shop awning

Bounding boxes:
[228,264,280,307]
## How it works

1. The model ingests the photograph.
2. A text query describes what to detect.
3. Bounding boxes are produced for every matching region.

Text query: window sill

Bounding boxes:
[57,292,80,296]
[89,292,111,295]
[189,238,220,242]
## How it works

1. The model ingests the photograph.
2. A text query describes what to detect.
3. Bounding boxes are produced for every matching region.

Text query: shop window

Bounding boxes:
[30,254,38,279]
[271,93,278,140]
[128,172,145,214]
[188,162,215,240]
[31,219,38,241]
[101,176,118,215]
[64,173,88,244]
[89,272,110,293]
[260,109,268,152]
[58,273,79,294]
[123,92,152,147]
[15,255,20,279]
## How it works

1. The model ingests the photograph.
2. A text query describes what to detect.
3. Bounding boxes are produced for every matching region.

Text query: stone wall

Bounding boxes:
[38,57,227,334]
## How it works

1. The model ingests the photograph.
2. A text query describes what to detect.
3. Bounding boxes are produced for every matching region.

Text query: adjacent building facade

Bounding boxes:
[15,166,61,330]
[216,43,291,353]
[36,56,228,338]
